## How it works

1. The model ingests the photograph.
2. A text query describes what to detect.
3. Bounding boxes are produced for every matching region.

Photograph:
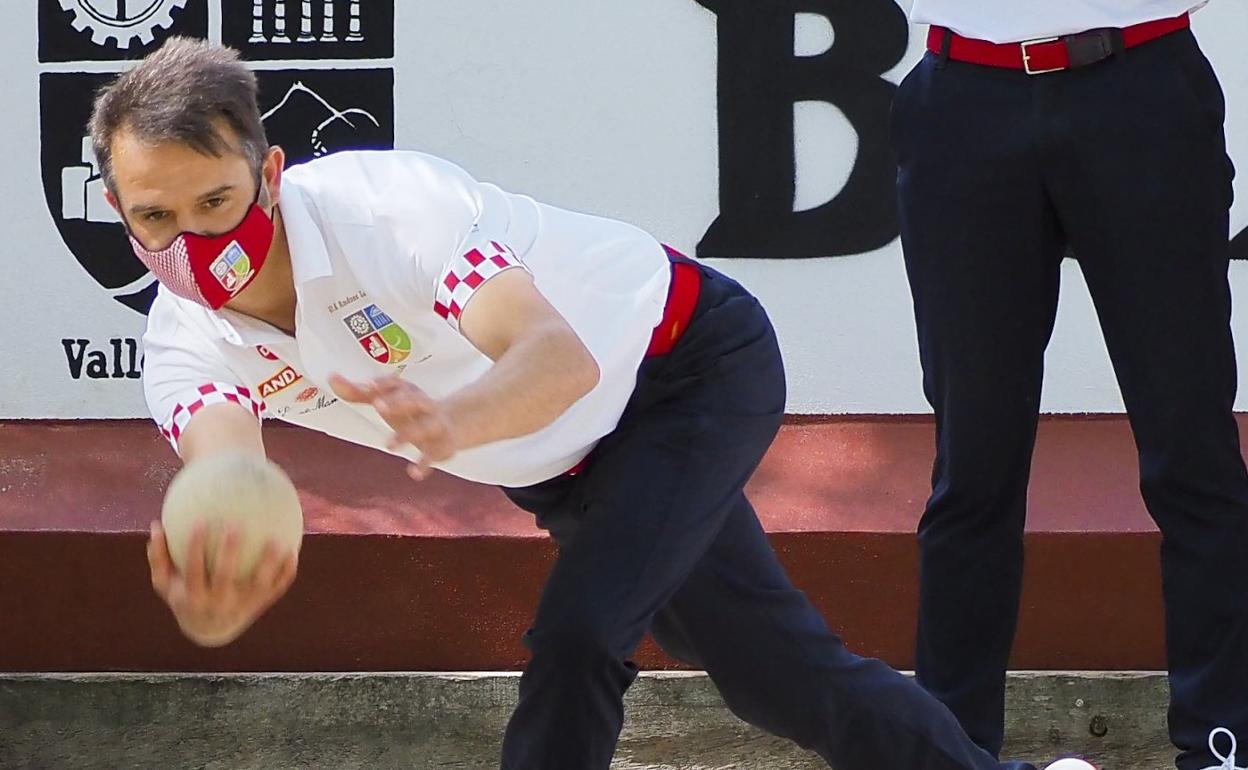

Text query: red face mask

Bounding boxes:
[128,192,276,310]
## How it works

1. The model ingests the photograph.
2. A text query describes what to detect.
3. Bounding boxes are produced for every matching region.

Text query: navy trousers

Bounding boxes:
[500,261,1032,770]
[892,28,1248,770]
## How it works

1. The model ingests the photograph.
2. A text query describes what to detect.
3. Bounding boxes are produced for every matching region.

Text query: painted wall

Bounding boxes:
[1,1,1245,417]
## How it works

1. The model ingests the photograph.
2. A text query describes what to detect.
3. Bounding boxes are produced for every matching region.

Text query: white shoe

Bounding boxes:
[1043,761,1097,770]
[1200,727,1247,770]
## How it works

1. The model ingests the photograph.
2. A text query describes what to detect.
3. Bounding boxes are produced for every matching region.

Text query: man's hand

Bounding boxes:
[327,374,458,480]
[146,520,298,647]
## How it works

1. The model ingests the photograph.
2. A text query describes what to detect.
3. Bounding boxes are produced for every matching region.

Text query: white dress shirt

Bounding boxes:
[142,150,671,487]
[905,0,1205,44]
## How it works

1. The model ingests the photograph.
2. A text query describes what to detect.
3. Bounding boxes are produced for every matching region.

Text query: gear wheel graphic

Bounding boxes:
[57,0,190,49]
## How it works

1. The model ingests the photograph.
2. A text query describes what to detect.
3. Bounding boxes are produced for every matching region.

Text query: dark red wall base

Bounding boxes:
[0,415,1186,672]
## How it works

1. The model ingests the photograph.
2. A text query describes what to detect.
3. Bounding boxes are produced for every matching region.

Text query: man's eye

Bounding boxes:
[144,211,169,222]
[203,197,225,209]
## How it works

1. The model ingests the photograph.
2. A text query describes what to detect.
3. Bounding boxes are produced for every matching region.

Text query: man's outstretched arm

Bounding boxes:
[147,403,298,647]
[331,268,601,477]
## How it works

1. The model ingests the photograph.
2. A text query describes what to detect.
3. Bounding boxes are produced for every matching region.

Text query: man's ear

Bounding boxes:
[261,145,286,207]
[104,188,121,216]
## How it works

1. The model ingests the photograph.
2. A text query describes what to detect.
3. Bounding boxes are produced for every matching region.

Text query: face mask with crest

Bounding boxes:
[126,174,276,310]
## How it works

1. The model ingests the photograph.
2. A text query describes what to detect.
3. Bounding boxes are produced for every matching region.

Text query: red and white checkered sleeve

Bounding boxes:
[156,382,266,454]
[142,298,266,456]
[432,240,530,331]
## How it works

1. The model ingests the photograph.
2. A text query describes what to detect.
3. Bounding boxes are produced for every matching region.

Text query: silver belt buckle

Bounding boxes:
[1021,36,1063,75]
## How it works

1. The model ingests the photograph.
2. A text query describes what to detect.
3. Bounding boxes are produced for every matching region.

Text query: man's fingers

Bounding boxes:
[368,376,405,394]
[407,459,432,481]
[372,381,435,418]
[384,417,447,457]
[373,386,439,429]
[275,552,299,593]
[362,384,449,478]
[374,399,420,438]
[390,382,436,412]
[212,526,244,599]
[327,372,375,404]
[183,523,209,597]
[147,521,173,596]
[371,396,402,426]
[262,551,299,605]
[165,576,189,614]
[374,392,430,424]
[248,541,282,591]
[359,381,439,449]
[247,548,298,617]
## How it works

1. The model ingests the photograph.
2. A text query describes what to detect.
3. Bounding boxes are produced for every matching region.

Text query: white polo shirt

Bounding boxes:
[905,1,1205,44]
[142,150,671,487]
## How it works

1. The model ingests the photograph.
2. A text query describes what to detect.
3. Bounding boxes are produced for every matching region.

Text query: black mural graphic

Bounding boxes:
[39,0,209,62]
[38,0,396,315]
[695,0,910,259]
[36,0,1248,296]
[222,0,393,60]
[40,72,153,313]
[258,69,394,165]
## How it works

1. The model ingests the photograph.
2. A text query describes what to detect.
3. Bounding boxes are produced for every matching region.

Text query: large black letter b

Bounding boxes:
[696,1,908,258]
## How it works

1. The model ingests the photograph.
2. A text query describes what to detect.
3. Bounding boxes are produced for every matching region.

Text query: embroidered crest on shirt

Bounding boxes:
[343,304,411,364]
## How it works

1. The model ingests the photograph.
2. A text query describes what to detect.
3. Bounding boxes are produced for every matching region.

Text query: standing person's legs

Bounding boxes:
[892,52,1067,756]
[1043,30,1248,770]
[648,490,1034,770]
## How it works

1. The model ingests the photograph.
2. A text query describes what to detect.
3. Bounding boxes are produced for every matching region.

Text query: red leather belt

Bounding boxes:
[646,246,702,357]
[926,13,1190,75]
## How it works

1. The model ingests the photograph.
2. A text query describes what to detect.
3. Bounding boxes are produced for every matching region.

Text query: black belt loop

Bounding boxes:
[936,27,952,69]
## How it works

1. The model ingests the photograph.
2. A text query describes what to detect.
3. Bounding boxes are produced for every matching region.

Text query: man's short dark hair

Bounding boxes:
[88,36,268,193]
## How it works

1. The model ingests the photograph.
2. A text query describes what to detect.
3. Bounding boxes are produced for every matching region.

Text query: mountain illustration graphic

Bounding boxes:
[261,81,386,164]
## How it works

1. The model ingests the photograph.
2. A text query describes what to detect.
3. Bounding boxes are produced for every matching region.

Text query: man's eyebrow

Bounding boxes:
[127,201,165,215]
[196,184,236,200]
[127,184,237,215]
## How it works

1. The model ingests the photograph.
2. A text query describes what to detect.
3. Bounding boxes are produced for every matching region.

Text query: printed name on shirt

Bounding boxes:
[269,392,340,419]
[327,290,368,314]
